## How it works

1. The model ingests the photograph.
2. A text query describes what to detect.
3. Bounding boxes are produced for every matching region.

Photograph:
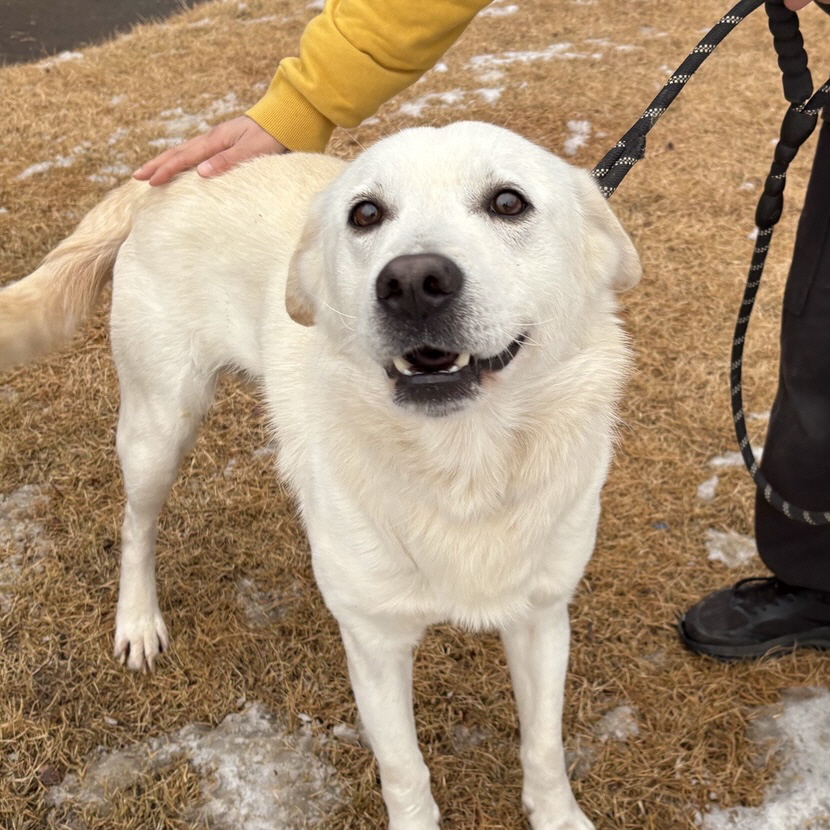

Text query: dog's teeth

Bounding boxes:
[393,356,415,376]
[453,352,471,369]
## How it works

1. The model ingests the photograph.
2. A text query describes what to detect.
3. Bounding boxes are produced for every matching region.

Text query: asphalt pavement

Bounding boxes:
[1,0,209,64]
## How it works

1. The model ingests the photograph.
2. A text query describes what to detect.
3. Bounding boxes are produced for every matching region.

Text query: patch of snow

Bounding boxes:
[151,93,242,146]
[697,475,719,503]
[475,68,506,84]
[563,119,591,156]
[469,43,603,70]
[476,87,503,104]
[700,687,830,829]
[705,528,756,568]
[47,703,342,829]
[106,127,131,145]
[0,207,8,215]
[480,3,520,16]
[16,143,91,180]
[242,15,280,24]
[0,485,52,613]
[252,446,277,461]
[398,88,502,118]
[236,576,297,627]
[88,163,133,185]
[708,448,763,469]
[452,724,492,751]
[399,89,464,117]
[39,51,84,69]
[584,37,636,52]
[595,705,639,743]
[331,723,362,746]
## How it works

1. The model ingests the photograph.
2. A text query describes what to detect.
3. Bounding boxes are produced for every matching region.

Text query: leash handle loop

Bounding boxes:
[754,104,818,228]
[766,0,813,102]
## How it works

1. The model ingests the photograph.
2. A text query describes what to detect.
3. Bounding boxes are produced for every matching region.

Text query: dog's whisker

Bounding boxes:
[322,301,359,332]
[322,301,357,320]
[340,129,368,152]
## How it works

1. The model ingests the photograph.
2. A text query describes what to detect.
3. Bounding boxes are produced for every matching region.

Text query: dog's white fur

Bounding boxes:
[0,122,640,830]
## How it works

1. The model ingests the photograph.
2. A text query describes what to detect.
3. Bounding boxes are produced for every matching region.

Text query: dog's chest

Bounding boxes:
[300,437,600,629]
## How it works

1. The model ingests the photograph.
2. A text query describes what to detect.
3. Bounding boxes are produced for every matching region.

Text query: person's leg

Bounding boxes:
[680,114,830,658]
[755,115,830,589]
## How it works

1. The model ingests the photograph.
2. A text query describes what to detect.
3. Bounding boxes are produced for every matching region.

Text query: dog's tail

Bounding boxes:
[0,179,151,371]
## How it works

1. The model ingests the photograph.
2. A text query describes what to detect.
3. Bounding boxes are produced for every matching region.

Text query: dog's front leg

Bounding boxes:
[501,602,594,830]
[338,617,440,830]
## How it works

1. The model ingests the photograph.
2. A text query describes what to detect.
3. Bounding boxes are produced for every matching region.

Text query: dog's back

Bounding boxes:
[0,153,347,374]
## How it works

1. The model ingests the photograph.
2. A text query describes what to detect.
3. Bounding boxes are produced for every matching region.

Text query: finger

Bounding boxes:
[132,143,185,180]
[195,134,287,179]
[138,121,246,185]
[196,149,237,178]
[145,142,225,186]
[146,136,228,186]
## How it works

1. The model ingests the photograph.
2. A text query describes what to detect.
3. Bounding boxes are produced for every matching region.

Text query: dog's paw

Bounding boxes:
[113,610,169,672]
[529,810,595,830]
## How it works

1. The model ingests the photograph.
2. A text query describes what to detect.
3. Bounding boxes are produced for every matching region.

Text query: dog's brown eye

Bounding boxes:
[491,190,527,217]
[351,200,383,228]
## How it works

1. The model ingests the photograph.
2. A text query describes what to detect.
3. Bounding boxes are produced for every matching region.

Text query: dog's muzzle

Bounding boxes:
[375,253,525,415]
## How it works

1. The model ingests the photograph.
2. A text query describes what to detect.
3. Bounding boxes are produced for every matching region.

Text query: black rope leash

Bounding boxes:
[592,0,766,196]
[591,0,830,524]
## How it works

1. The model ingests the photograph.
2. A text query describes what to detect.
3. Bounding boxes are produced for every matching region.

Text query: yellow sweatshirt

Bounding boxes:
[246,0,492,152]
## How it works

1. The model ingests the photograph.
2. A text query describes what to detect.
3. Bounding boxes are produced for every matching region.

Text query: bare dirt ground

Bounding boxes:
[2,1,830,828]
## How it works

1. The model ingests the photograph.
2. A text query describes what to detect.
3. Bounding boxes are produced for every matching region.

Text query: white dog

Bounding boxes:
[0,122,640,830]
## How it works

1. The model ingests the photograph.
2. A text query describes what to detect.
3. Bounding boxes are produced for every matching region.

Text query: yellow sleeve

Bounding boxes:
[246,0,492,152]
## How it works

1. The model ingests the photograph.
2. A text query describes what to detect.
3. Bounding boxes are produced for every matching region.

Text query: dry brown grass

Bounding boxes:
[2,1,830,828]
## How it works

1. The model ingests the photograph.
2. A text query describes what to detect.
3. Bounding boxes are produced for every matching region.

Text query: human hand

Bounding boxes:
[133,115,286,186]
[784,0,830,10]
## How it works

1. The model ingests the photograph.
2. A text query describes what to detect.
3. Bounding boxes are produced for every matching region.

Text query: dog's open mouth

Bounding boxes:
[385,336,525,414]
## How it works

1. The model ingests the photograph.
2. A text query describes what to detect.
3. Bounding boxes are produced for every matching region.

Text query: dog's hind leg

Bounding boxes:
[501,602,595,830]
[113,363,217,672]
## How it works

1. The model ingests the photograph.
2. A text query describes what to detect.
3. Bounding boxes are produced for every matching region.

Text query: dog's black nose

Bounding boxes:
[375,254,463,320]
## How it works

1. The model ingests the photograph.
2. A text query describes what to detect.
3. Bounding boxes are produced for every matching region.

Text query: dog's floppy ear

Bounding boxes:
[286,210,324,327]
[575,169,642,292]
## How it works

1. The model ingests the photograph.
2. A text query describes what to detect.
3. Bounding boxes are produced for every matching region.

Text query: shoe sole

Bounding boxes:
[677,618,830,660]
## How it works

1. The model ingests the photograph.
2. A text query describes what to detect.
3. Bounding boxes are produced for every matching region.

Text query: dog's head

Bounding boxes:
[287,121,640,417]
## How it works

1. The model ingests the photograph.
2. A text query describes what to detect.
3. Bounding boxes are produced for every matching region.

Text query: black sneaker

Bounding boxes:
[678,577,830,659]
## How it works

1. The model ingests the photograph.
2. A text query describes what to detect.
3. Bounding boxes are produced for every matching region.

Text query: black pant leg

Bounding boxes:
[755,115,830,590]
